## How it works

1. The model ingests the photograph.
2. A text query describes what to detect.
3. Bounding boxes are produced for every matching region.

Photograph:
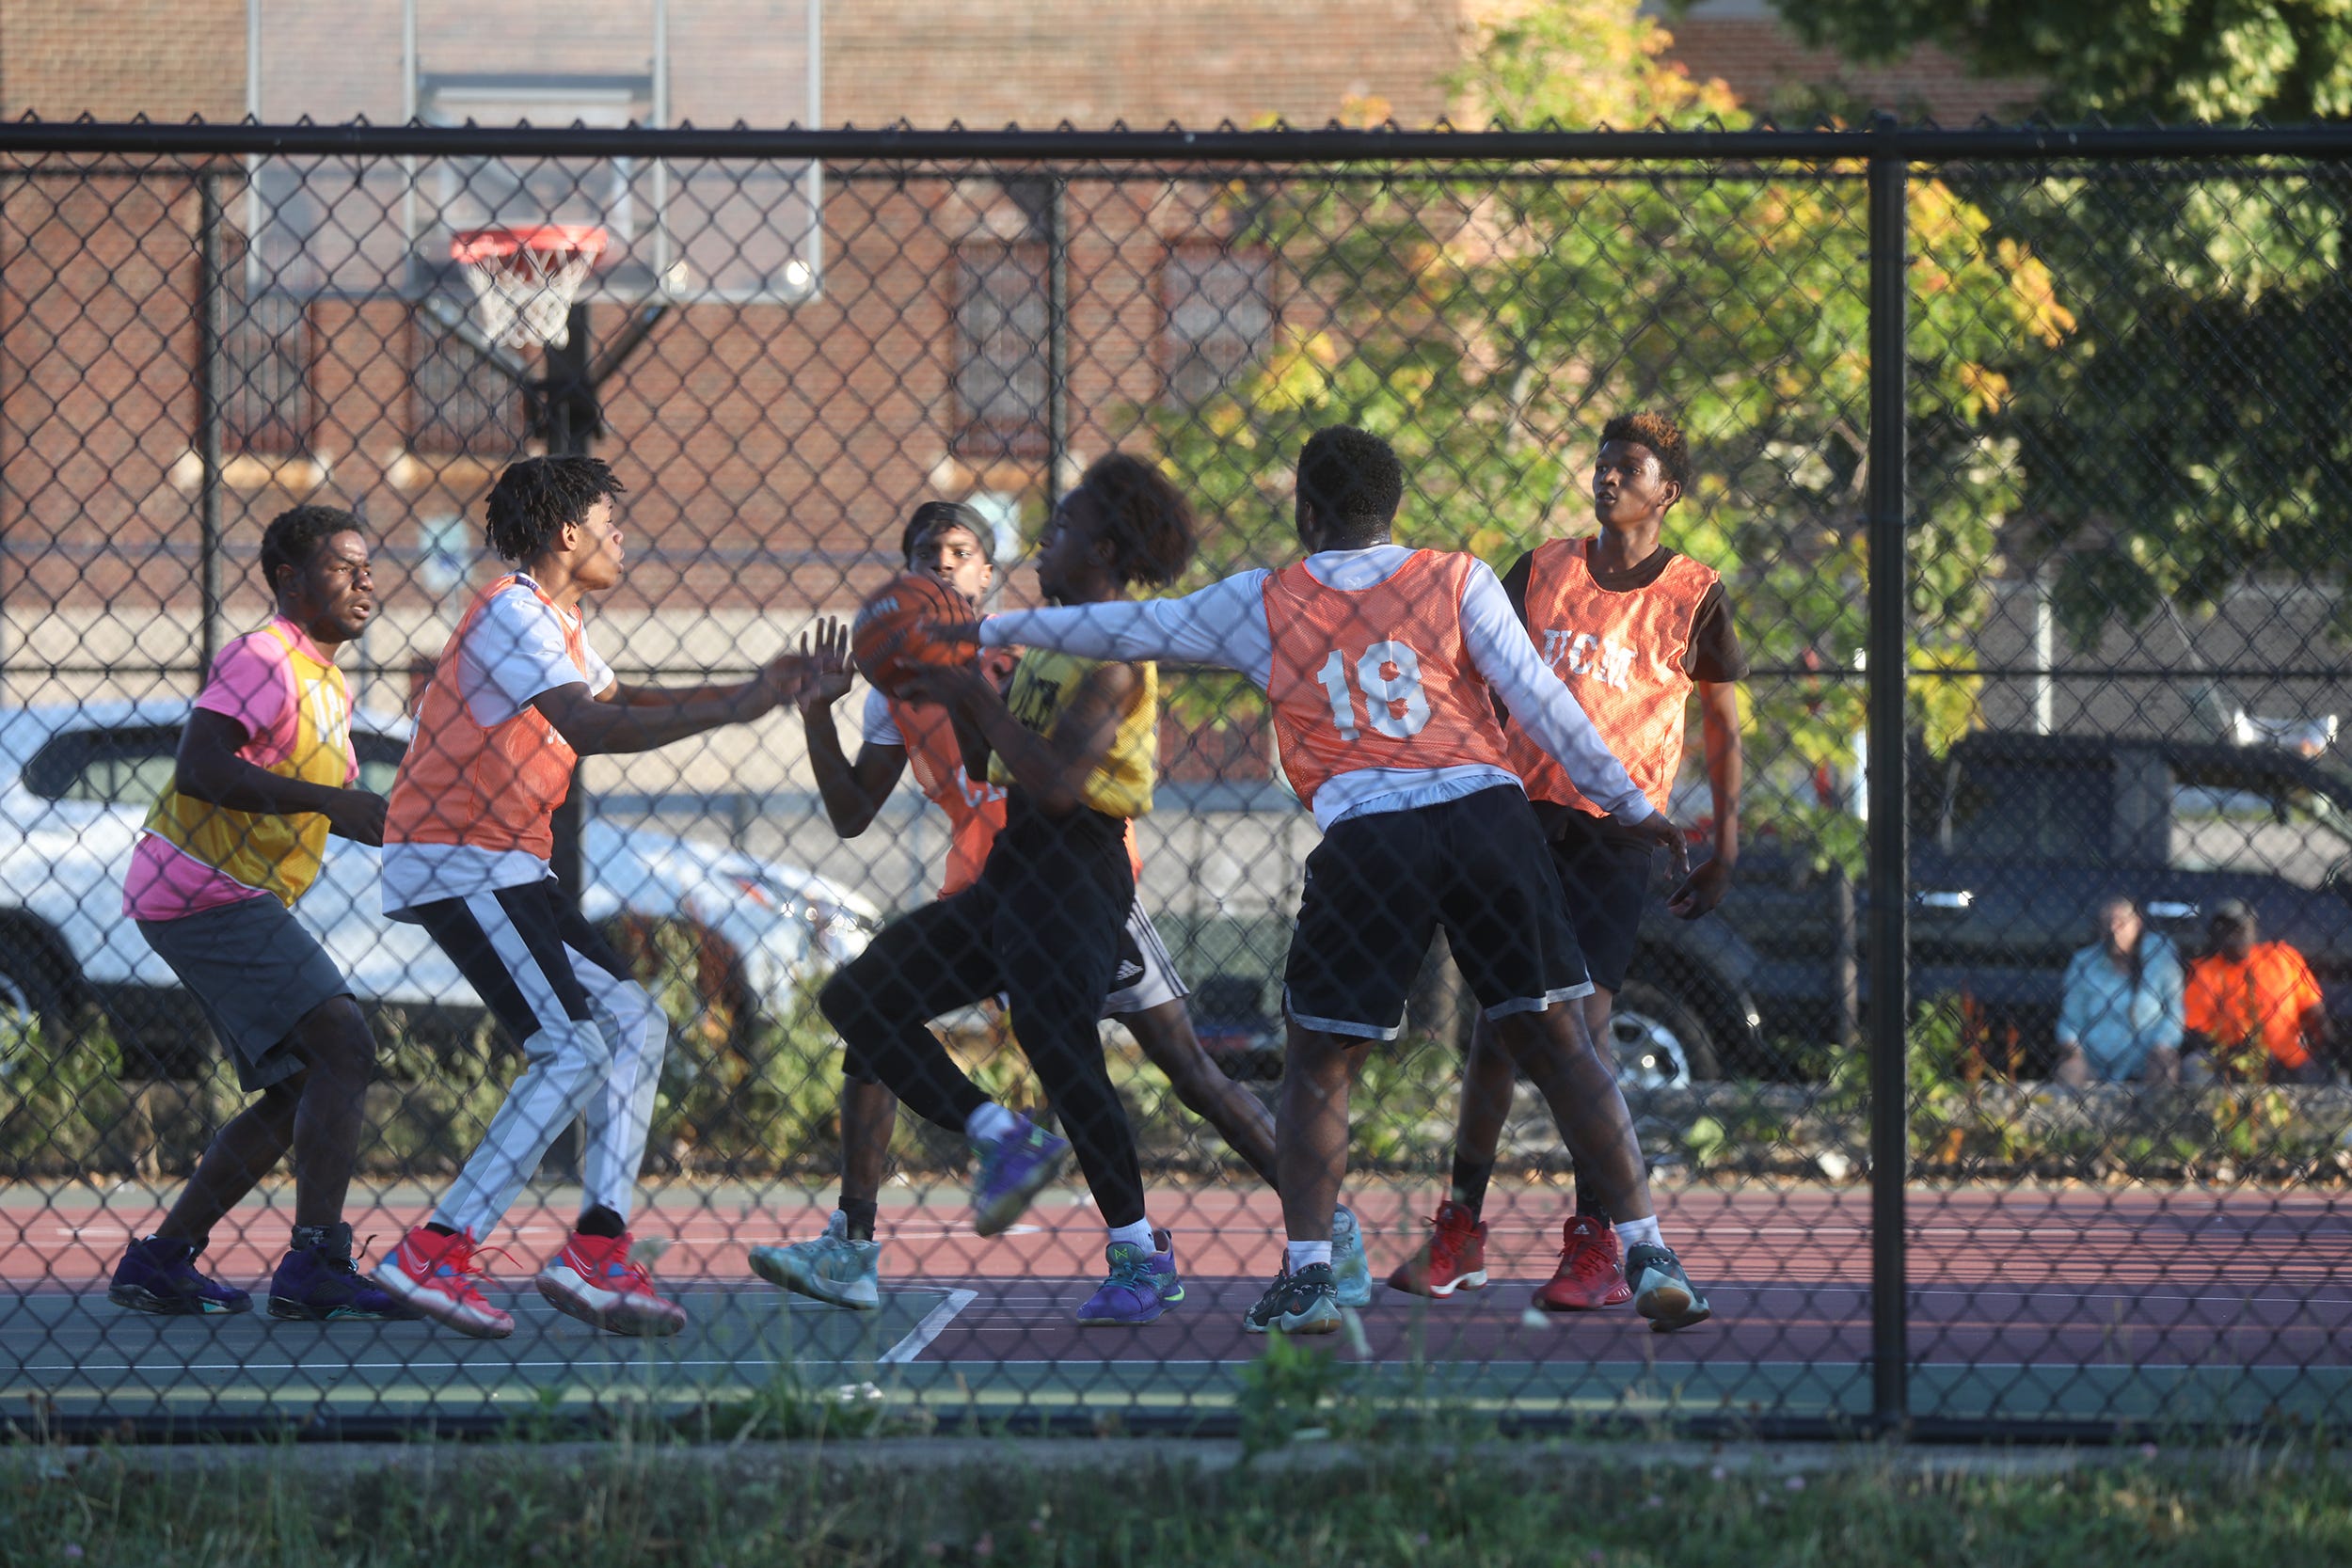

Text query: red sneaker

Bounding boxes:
[1534,1214,1633,1311]
[370,1226,514,1339]
[536,1230,688,1338]
[1384,1199,1488,1298]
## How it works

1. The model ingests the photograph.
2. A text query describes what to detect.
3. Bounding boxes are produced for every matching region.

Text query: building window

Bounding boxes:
[1162,248,1273,405]
[220,291,314,454]
[407,309,521,455]
[953,243,1047,453]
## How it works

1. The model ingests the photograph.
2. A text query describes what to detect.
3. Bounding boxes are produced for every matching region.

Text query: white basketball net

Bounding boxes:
[453,228,608,351]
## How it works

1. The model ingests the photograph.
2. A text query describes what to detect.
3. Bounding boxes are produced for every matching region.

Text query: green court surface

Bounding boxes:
[8,1277,2345,1433]
[2,1284,966,1424]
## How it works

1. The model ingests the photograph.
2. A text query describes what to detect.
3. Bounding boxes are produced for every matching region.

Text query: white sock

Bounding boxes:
[1106,1218,1154,1253]
[963,1102,1018,1144]
[1286,1240,1333,1273]
[1615,1214,1664,1254]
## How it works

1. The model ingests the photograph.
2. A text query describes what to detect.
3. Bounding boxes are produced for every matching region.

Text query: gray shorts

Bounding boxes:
[135,895,349,1092]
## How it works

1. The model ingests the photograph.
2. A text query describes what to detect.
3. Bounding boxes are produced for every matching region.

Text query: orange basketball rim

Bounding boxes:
[451,224,612,351]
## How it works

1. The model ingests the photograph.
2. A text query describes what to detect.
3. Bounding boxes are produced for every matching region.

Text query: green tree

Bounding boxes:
[1766,0,2352,121]
[1156,0,2070,841]
[1759,0,2352,652]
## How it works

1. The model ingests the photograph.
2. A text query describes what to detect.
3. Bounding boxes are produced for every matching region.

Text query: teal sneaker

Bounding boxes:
[1242,1262,1342,1336]
[1626,1242,1711,1333]
[749,1212,882,1310]
[1329,1206,1373,1308]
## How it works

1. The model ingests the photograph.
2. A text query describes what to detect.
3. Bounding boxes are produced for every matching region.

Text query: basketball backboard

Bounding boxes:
[244,0,820,307]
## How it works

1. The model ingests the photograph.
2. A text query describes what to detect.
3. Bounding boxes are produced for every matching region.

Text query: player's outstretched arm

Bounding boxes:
[531,646,807,757]
[930,571,1279,687]
[1458,562,1690,881]
[897,659,1139,819]
[795,615,909,837]
[174,709,387,846]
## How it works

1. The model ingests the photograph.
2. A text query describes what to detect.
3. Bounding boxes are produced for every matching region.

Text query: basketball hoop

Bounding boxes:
[451,225,610,351]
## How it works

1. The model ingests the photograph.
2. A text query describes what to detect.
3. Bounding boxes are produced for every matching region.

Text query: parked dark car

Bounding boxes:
[1621,730,2352,1081]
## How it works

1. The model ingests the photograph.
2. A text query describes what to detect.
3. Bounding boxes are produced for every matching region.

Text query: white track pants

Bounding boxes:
[405,880,670,1240]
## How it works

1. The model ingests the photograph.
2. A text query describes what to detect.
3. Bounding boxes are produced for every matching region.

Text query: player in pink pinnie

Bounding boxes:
[109,505,409,1323]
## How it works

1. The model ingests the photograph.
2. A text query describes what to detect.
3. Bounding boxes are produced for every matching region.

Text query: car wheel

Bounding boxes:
[1608,980,1721,1088]
[0,932,72,1074]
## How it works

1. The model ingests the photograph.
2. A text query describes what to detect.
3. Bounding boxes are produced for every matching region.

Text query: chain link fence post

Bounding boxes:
[1867,116,1912,1436]
[193,171,225,681]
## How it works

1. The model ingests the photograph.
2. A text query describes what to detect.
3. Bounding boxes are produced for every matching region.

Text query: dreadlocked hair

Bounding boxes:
[259,504,362,593]
[1078,453,1195,588]
[1599,411,1692,492]
[483,456,627,564]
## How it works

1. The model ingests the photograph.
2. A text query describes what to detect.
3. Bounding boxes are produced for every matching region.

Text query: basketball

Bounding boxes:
[851,573,975,693]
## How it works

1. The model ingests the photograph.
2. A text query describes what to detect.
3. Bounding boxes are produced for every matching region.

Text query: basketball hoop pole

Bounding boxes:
[532,295,667,901]
[542,301,597,902]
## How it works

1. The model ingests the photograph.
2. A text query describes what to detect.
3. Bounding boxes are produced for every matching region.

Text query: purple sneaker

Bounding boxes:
[1146,1227,1184,1305]
[107,1234,251,1317]
[1076,1239,1175,1325]
[970,1116,1070,1237]
[268,1223,419,1322]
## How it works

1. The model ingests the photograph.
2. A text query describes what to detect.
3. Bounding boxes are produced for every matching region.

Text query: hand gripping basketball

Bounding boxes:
[851,573,977,696]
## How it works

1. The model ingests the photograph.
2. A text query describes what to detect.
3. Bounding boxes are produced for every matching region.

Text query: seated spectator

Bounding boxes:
[2182,899,2331,1085]
[2055,896,2183,1085]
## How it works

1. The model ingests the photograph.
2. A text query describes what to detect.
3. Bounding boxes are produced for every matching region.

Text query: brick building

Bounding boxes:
[0,0,2031,127]
[0,0,2030,809]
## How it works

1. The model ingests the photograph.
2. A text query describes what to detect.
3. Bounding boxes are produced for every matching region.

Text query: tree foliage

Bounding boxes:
[1757,1,2352,649]
[1980,169,2352,641]
[1153,0,2070,850]
[1764,0,2352,122]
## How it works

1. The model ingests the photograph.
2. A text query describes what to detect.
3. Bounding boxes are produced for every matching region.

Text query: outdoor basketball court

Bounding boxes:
[8,1184,2345,1431]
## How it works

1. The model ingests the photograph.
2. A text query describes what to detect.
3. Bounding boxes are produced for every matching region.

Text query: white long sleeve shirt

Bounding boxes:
[977,545,1654,831]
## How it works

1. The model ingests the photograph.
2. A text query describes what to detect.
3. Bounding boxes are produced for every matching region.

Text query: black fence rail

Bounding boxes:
[1,118,2349,1441]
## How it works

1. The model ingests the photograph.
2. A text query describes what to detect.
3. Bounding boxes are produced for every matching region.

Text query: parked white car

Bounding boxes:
[0,701,877,1032]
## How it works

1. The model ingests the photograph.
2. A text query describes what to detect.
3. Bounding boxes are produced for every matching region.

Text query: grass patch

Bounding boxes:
[0,1438,2347,1566]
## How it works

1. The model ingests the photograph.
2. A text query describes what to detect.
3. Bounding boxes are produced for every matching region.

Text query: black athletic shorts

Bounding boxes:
[405,879,638,1045]
[1534,804,1661,996]
[1283,784,1591,1040]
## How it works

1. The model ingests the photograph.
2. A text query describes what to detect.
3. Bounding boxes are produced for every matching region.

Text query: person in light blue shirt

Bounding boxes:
[2055,896,2185,1085]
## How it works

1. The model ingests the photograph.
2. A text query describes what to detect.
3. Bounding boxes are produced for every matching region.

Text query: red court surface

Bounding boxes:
[8,1183,2347,1356]
[7,1183,2347,1429]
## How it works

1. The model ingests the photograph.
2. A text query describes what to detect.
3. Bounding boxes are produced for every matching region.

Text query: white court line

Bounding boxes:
[24,1350,2333,1378]
[30,1222,2341,1249]
[13,1285,979,1377]
[1728,1286,2349,1308]
[38,1223,1042,1243]
[8,1275,2344,1313]
[914,1280,2349,1313]
[880,1288,978,1364]
[1904,1289,2352,1308]
[17,1357,781,1375]
[916,1356,2349,1375]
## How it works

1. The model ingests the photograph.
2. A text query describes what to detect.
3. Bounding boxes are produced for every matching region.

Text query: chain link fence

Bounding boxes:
[1,119,2348,1439]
